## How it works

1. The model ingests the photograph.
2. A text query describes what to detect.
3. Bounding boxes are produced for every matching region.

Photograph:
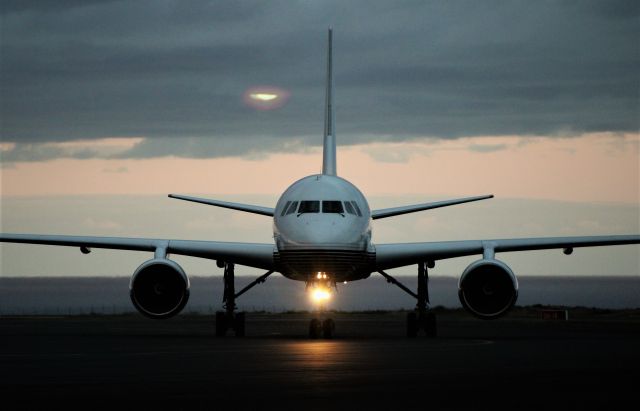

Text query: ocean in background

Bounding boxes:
[1,275,638,315]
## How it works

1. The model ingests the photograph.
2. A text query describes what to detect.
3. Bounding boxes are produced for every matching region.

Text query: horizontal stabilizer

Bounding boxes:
[168,194,274,217]
[371,195,494,220]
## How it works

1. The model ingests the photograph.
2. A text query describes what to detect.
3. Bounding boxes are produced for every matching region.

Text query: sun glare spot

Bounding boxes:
[250,93,278,101]
[243,86,290,110]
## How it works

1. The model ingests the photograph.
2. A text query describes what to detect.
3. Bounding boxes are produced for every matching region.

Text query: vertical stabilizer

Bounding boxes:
[322,28,337,176]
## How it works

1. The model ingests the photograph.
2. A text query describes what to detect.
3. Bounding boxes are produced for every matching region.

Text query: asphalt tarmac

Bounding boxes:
[1,310,639,410]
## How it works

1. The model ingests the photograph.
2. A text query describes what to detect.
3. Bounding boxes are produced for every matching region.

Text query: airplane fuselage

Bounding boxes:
[273,174,375,282]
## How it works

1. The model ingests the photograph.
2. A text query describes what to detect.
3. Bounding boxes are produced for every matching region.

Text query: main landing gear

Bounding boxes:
[215,262,273,337]
[378,262,437,338]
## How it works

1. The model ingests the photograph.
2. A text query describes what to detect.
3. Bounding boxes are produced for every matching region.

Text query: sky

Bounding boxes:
[1,1,639,283]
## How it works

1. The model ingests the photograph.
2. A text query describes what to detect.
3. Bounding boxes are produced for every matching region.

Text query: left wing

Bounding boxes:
[0,234,275,270]
[371,195,493,220]
[375,235,640,270]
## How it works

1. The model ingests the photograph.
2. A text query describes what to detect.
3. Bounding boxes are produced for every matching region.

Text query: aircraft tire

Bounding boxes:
[322,318,335,339]
[309,318,322,339]
[215,311,228,337]
[425,312,437,338]
[235,312,246,337]
[406,312,418,338]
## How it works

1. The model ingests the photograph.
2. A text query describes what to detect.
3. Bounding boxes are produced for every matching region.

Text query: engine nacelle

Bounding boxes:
[130,258,190,319]
[458,259,518,319]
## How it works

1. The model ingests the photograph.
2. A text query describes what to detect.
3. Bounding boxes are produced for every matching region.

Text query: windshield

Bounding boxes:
[298,201,320,214]
[286,201,299,215]
[350,201,363,217]
[322,201,344,214]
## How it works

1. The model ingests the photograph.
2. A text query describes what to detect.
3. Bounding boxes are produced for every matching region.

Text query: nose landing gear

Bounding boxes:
[307,277,335,339]
[309,317,335,339]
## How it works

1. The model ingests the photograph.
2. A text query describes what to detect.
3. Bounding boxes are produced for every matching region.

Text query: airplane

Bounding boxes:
[1,29,638,338]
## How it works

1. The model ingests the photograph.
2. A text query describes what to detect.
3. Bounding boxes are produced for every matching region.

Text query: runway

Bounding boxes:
[2,311,639,410]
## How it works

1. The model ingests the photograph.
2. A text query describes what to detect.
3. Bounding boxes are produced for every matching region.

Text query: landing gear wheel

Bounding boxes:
[309,318,322,339]
[215,311,228,337]
[234,312,246,337]
[406,312,418,338]
[322,318,335,339]
[425,312,437,338]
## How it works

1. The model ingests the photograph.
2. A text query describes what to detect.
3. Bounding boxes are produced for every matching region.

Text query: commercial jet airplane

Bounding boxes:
[2,29,638,338]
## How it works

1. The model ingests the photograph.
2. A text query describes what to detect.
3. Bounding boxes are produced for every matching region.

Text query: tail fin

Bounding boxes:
[322,28,337,176]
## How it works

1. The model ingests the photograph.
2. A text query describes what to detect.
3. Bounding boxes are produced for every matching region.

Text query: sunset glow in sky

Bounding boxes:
[2,132,638,204]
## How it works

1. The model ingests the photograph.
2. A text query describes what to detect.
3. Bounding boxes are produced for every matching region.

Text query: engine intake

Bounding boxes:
[130,258,190,319]
[458,259,518,319]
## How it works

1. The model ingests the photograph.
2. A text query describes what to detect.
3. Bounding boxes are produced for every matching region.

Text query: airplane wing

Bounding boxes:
[371,195,493,219]
[375,235,640,270]
[0,234,275,270]
[168,194,274,217]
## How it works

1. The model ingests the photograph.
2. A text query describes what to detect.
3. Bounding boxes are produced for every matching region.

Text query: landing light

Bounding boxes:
[311,288,332,302]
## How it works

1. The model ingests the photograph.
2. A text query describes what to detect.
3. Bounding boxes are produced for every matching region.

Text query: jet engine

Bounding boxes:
[458,259,518,319]
[130,258,190,319]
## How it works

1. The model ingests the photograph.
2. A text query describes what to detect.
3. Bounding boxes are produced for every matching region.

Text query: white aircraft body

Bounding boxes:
[2,29,638,338]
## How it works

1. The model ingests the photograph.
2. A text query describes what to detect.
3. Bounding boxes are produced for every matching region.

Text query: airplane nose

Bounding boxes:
[296,225,337,243]
[290,217,361,246]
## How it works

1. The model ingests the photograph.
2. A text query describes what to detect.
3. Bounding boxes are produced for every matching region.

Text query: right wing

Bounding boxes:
[375,235,640,270]
[0,233,275,270]
[168,194,274,217]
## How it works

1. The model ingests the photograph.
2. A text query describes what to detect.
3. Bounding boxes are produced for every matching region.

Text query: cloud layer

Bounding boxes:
[1,0,638,160]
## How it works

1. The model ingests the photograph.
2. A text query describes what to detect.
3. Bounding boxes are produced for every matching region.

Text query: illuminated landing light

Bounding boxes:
[311,288,332,303]
[243,86,290,111]
[309,279,332,304]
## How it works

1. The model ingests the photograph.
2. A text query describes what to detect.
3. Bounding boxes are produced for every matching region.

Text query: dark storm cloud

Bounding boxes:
[1,0,638,161]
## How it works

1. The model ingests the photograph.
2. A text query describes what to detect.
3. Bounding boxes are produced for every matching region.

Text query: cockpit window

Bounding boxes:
[298,201,319,214]
[350,201,363,217]
[322,201,344,214]
[286,201,299,215]
[344,201,356,215]
[280,201,291,216]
